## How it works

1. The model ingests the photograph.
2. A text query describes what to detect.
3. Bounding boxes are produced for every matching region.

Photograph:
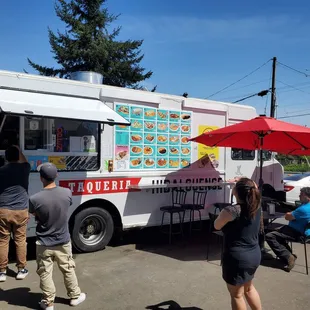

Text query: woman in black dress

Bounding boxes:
[214,177,262,310]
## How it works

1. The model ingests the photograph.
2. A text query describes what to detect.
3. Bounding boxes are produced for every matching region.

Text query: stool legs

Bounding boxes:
[169,212,173,244]
[304,242,308,275]
[161,211,184,244]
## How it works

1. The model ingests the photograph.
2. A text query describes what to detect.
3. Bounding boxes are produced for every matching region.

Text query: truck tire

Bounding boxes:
[71,207,114,253]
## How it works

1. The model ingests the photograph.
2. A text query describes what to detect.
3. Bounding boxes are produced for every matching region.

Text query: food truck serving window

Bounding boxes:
[24,117,100,172]
[231,148,255,160]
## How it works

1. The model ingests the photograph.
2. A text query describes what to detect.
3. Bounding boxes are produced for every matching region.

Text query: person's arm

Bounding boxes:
[13,145,28,164]
[286,207,307,222]
[214,208,234,230]
[28,199,35,216]
[285,212,295,221]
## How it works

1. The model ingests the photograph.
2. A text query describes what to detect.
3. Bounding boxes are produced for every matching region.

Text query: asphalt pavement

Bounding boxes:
[0,224,309,310]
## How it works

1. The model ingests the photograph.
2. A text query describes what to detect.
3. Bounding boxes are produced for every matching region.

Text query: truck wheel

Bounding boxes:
[71,207,114,253]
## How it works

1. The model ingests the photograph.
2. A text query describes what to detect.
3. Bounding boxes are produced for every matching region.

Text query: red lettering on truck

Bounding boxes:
[59,178,141,196]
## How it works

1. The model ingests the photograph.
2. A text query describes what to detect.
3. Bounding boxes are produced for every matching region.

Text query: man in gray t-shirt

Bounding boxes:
[29,163,86,310]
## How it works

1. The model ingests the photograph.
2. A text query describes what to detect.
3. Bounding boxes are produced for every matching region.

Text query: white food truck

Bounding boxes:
[0,70,284,252]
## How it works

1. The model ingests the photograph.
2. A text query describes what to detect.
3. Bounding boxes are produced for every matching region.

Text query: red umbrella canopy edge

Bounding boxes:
[190,116,310,152]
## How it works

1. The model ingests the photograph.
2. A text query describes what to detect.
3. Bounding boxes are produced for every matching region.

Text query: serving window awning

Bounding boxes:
[0,89,130,126]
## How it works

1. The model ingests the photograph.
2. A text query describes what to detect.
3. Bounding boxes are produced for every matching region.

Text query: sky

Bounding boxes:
[1,0,310,126]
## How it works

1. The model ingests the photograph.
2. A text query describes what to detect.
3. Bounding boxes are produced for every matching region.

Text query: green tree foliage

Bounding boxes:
[28,0,152,88]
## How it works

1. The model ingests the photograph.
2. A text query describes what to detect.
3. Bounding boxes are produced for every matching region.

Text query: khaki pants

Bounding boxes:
[0,208,28,272]
[36,242,81,305]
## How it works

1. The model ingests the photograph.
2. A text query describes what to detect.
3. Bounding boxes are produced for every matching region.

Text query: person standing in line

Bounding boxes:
[214,178,262,310]
[0,145,30,282]
[29,162,86,310]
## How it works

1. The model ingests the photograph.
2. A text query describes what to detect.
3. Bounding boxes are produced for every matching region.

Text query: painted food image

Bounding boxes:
[158,123,167,131]
[170,124,179,131]
[158,111,167,119]
[158,147,167,155]
[116,150,128,160]
[181,136,189,144]
[145,158,155,167]
[170,113,179,119]
[158,135,168,143]
[145,121,155,130]
[145,134,155,142]
[131,120,143,129]
[169,136,179,143]
[170,147,179,155]
[131,158,142,167]
[144,146,153,155]
[181,147,190,155]
[132,108,143,117]
[145,109,156,117]
[169,159,179,168]
[181,114,191,120]
[131,146,142,154]
[118,125,127,129]
[157,158,167,167]
[131,134,142,142]
[181,125,190,133]
[118,106,129,114]
[181,159,190,167]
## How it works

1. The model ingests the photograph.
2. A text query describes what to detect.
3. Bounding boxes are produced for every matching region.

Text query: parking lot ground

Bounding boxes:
[0,224,309,310]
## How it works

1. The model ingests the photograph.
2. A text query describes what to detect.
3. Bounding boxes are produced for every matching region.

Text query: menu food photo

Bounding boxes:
[114,104,192,171]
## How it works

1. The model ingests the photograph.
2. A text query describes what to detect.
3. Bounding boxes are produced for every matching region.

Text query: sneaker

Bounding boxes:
[0,272,7,282]
[70,293,86,306]
[284,254,296,272]
[16,268,28,280]
[39,301,54,310]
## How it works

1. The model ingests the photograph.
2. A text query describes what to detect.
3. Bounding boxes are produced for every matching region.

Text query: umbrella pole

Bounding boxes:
[259,148,264,192]
[258,136,267,253]
[258,136,264,192]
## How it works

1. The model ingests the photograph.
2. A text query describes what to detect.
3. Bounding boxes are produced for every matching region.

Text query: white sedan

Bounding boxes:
[284,172,310,204]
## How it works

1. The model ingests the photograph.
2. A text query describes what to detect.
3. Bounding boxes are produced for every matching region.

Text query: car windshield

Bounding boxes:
[284,173,310,181]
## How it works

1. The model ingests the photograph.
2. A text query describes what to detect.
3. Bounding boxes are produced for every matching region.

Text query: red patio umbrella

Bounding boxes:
[190,115,310,189]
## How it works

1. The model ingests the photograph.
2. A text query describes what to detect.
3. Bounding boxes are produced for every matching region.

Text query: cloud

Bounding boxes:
[116,15,307,44]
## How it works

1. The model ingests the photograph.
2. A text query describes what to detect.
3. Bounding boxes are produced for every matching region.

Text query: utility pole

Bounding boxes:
[270,57,277,118]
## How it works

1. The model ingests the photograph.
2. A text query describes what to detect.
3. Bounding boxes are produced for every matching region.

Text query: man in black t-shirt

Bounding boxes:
[29,162,86,310]
[0,146,30,282]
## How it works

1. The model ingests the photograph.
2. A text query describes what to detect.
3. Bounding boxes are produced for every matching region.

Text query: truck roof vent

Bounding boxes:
[70,71,103,84]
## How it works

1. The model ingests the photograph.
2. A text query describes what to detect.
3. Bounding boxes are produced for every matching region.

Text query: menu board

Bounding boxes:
[114,104,192,171]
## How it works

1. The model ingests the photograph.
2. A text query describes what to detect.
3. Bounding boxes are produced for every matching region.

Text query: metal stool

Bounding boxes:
[160,188,187,244]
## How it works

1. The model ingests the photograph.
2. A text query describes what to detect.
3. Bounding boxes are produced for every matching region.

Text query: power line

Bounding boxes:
[277,61,310,77]
[206,59,272,99]
[278,112,310,119]
[216,79,270,95]
[233,90,269,103]
[279,101,310,109]
[277,80,310,95]
[220,80,310,102]
[279,108,310,114]
[277,81,310,94]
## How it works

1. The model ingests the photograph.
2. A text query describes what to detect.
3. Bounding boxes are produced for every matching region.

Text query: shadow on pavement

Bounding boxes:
[146,300,203,310]
[111,220,224,262]
[112,221,221,261]
[0,287,68,309]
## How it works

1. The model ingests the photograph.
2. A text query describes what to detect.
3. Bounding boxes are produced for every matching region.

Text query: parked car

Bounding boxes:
[284,172,310,203]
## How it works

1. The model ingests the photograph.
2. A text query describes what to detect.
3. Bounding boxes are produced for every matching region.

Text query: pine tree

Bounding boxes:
[27,0,152,88]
